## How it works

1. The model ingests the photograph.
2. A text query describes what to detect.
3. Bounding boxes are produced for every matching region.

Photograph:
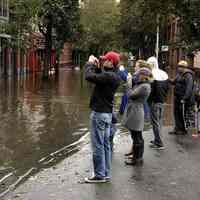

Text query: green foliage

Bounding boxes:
[174,0,200,53]
[38,0,81,59]
[8,0,41,48]
[119,0,176,57]
[7,0,80,58]
[120,0,200,56]
[76,0,122,56]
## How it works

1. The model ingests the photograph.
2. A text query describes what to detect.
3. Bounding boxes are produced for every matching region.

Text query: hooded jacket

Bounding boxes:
[147,57,169,104]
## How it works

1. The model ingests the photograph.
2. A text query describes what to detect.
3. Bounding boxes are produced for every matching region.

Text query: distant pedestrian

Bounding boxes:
[84,52,120,183]
[122,67,152,165]
[169,60,195,135]
[147,56,169,150]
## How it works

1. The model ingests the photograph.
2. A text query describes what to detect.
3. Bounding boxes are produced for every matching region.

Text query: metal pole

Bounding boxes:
[155,14,160,59]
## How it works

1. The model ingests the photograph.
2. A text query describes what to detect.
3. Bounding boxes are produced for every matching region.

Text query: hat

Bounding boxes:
[178,60,188,68]
[135,67,152,77]
[102,51,120,67]
[147,56,159,70]
[147,56,168,81]
[134,67,153,81]
[136,59,153,70]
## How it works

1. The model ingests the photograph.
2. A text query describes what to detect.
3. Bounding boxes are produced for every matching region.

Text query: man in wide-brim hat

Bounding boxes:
[169,60,195,135]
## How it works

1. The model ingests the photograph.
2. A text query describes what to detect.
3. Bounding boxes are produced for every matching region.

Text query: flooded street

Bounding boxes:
[0,69,174,196]
[0,69,92,194]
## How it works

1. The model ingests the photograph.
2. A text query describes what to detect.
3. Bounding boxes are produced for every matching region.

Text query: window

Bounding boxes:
[0,0,8,19]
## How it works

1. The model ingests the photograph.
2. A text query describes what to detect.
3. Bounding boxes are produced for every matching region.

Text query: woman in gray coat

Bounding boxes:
[122,67,152,165]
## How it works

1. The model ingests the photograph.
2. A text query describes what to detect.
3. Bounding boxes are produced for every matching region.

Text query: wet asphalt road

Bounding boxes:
[3,126,200,200]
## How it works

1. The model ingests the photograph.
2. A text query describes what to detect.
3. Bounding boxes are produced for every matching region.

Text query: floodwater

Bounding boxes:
[0,68,174,196]
[0,69,92,195]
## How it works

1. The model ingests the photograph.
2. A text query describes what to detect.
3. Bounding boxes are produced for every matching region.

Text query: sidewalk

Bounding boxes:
[3,126,200,200]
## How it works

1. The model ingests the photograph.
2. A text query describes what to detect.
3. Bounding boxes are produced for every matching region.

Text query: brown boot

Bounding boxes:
[125,143,144,166]
[125,158,143,165]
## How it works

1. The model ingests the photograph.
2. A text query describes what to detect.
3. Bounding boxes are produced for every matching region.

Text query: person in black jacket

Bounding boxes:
[147,56,169,149]
[84,52,120,183]
[169,60,195,135]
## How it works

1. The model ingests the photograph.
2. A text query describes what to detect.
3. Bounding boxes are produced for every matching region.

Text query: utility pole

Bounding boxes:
[155,14,160,59]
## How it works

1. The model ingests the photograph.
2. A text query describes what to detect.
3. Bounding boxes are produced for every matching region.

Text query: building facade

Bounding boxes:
[0,0,11,77]
[165,16,200,77]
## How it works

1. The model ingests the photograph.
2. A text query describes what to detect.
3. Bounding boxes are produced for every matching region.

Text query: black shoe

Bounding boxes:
[149,142,165,150]
[149,141,165,149]
[124,151,133,157]
[84,176,107,183]
[169,130,187,135]
[168,130,177,135]
[125,158,143,166]
[176,131,187,135]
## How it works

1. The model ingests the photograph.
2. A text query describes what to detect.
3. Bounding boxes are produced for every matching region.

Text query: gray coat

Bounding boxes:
[121,82,151,131]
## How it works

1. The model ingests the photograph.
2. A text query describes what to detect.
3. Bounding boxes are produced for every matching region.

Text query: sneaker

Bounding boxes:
[84,176,107,183]
[149,143,165,150]
[104,176,111,181]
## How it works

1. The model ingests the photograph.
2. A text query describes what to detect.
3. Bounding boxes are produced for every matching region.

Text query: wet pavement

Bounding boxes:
[3,126,200,200]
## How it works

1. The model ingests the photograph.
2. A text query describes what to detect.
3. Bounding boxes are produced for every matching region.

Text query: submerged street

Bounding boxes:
[0,69,91,195]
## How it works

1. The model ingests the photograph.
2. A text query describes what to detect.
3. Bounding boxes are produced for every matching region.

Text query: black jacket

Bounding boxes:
[148,79,169,104]
[174,70,195,104]
[85,62,120,113]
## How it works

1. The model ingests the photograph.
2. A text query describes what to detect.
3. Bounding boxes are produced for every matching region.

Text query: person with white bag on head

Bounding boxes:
[147,56,169,149]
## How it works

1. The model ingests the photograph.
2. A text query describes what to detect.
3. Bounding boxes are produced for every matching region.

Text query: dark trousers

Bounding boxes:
[174,98,186,132]
[130,130,144,159]
[150,103,164,146]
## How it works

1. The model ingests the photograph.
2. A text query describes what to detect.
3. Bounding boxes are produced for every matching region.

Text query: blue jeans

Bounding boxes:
[150,103,164,146]
[90,111,112,178]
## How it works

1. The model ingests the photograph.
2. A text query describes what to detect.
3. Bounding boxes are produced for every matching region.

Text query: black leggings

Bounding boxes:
[130,130,144,145]
[130,130,144,159]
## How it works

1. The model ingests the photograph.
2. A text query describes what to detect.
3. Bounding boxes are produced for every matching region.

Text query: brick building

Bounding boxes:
[165,16,200,77]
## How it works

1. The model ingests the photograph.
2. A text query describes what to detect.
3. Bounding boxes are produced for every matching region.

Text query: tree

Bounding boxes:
[174,0,200,54]
[76,0,122,56]
[120,0,200,58]
[8,0,80,78]
[119,0,177,58]
[38,0,80,78]
[8,0,41,49]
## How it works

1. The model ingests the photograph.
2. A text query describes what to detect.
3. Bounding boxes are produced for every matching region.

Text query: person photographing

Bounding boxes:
[84,52,120,183]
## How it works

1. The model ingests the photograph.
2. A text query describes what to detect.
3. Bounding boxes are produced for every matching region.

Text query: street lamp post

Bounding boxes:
[155,14,160,59]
